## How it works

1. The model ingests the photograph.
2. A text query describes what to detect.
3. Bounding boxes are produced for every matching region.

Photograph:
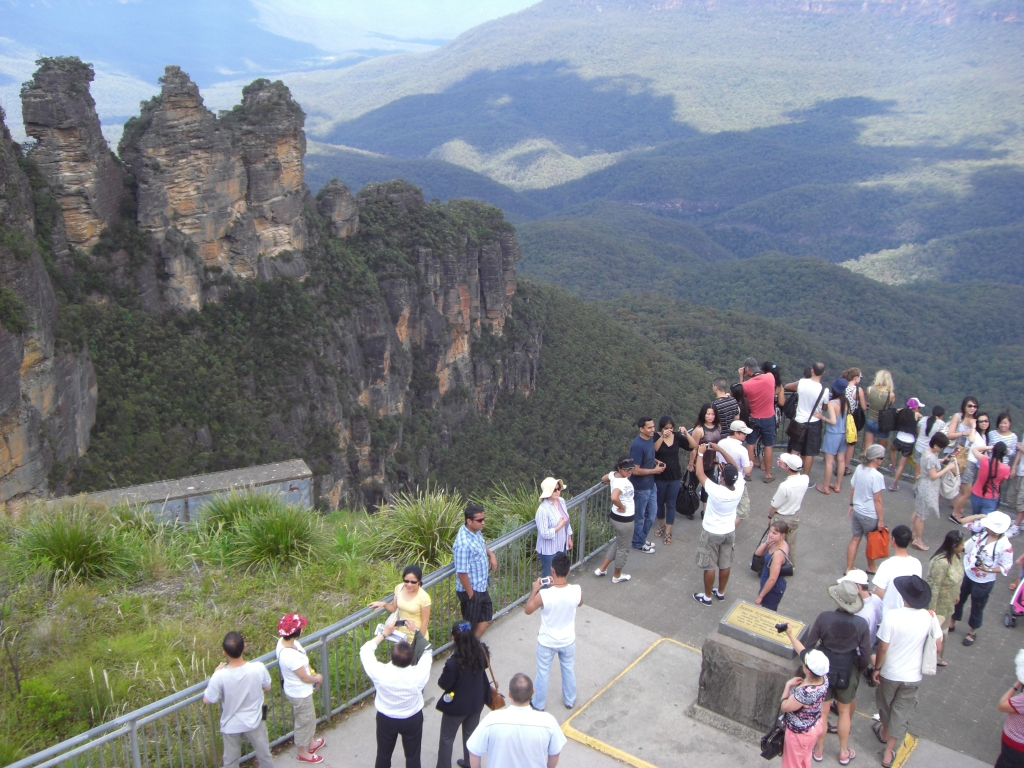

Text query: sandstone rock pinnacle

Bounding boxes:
[21,56,124,251]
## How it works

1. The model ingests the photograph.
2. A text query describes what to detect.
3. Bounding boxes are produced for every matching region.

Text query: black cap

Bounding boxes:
[722,465,740,485]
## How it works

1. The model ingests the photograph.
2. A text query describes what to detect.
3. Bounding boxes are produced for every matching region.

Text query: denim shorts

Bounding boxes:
[746,416,777,447]
[865,419,888,439]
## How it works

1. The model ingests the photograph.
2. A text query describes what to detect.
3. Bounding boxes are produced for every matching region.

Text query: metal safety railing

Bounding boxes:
[10,482,613,768]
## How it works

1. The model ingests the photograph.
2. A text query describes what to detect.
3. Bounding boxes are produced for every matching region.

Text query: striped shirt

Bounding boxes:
[989,430,1019,464]
[1004,691,1024,752]
[453,525,490,593]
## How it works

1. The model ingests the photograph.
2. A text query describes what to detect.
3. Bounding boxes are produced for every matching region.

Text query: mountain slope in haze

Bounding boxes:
[304,142,546,223]
[433,281,709,496]
[291,0,1024,283]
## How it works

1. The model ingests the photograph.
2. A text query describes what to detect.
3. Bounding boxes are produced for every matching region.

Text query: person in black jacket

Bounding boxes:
[435,621,491,768]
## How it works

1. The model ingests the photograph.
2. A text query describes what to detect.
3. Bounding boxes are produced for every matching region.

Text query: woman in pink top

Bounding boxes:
[972,443,1012,515]
[996,650,1024,768]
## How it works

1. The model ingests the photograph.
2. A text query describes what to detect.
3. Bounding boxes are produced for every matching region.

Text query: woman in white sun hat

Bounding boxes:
[951,510,1014,647]
[535,477,572,583]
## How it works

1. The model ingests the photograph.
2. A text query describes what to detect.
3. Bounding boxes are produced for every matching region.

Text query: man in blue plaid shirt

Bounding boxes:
[454,504,498,638]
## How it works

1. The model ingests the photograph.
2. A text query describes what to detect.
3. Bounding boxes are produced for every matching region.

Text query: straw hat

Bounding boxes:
[539,477,566,500]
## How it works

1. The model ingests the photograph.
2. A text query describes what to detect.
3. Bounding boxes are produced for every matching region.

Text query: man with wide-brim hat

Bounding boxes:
[873,575,943,768]
[535,478,572,583]
[951,510,1014,648]
[785,580,871,764]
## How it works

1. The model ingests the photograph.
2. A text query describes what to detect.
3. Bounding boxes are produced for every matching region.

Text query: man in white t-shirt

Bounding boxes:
[524,552,583,711]
[467,673,567,768]
[694,449,745,606]
[768,453,810,564]
[872,526,922,618]
[846,444,887,573]
[783,362,830,473]
[714,421,754,519]
[873,576,943,768]
[203,631,274,768]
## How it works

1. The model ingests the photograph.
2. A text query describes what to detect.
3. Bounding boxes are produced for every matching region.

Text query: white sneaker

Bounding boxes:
[641,543,656,554]
[1011,525,1021,537]
[594,568,607,577]
[612,574,631,583]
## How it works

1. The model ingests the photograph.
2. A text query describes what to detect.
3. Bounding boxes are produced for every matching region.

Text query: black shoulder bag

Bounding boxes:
[785,384,826,443]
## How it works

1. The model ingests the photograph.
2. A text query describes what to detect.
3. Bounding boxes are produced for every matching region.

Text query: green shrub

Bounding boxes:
[473,482,539,536]
[199,490,285,531]
[16,502,133,586]
[19,679,75,738]
[222,499,323,574]
[364,487,465,568]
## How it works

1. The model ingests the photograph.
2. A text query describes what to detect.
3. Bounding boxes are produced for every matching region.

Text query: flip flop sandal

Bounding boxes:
[815,484,832,495]
[936,660,948,667]
[827,721,839,734]
[812,749,824,762]
[839,748,856,765]
[882,748,896,768]
[763,474,775,483]
[962,633,977,646]
[872,722,887,744]
[310,739,326,753]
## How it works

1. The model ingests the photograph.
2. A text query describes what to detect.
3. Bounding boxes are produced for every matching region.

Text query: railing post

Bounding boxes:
[319,641,331,718]
[578,496,587,563]
[128,719,142,768]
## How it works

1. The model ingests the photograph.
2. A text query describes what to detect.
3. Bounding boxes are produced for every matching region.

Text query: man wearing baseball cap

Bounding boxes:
[873,575,943,768]
[276,614,325,762]
[711,420,754,517]
[846,444,887,574]
[768,453,810,564]
[693,444,746,606]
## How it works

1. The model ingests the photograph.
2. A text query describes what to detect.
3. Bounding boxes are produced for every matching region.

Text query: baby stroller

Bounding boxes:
[1004,579,1024,628]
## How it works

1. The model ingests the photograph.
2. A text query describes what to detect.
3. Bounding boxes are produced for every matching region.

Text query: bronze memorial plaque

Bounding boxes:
[718,600,806,658]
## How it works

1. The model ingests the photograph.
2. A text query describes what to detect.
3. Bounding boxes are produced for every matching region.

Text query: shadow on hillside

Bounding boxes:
[322,60,697,157]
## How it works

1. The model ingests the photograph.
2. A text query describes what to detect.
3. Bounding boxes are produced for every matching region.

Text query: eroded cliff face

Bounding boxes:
[0,108,97,515]
[20,57,124,251]
[118,68,308,310]
[6,61,539,510]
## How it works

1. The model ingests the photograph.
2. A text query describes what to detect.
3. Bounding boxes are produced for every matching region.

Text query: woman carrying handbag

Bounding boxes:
[435,622,493,768]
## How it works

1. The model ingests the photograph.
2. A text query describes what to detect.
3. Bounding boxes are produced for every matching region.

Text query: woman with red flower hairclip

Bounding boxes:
[275,613,326,762]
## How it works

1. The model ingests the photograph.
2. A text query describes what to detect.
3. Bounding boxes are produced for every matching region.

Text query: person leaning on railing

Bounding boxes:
[275,614,325,763]
[454,504,498,639]
[202,632,274,768]
[535,478,572,582]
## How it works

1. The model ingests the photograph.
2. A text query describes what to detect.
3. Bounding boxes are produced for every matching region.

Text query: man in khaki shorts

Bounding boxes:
[693,453,745,606]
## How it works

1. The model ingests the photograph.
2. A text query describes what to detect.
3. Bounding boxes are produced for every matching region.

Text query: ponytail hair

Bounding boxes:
[983,442,1009,496]
[925,405,945,437]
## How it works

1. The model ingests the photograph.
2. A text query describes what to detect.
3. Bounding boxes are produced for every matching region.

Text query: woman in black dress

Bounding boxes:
[435,621,491,768]
[654,415,686,544]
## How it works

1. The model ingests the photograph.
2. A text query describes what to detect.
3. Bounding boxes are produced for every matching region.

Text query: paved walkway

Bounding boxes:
[282,458,1007,766]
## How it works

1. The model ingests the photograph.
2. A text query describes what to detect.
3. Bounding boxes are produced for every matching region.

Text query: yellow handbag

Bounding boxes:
[846,412,858,443]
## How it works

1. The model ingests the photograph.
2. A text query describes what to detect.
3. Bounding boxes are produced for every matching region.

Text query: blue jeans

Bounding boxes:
[531,642,576,710]
[971,494,1000,515]
[632,487,658,548]
[655,478,681,526]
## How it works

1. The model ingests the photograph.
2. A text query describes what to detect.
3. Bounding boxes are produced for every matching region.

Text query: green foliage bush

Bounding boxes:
[0,286,27,334]
[223,500,324,574]
[364,487,466,568]
[16,502,134,587]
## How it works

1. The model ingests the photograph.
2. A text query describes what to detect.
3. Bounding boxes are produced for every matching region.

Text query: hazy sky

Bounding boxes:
[0,0,539,138]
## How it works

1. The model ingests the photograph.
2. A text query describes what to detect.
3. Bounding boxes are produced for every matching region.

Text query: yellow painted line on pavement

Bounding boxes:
[562,637,670,768]
[892,733,918,768]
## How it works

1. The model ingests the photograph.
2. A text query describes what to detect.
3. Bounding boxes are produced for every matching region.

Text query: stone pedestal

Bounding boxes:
[697,634,799,732]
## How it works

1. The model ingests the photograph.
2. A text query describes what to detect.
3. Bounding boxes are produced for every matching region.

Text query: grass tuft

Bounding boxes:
[16,501,134,587]
[222,497,324,574]
[472,482,539,535]
[365,486,465,568]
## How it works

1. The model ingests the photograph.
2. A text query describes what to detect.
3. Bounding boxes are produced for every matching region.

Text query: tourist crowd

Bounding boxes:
[199,359,1023,768]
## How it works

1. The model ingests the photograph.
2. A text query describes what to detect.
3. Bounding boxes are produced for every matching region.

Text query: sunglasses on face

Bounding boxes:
[472,517,485,523]
[403,579,419,585]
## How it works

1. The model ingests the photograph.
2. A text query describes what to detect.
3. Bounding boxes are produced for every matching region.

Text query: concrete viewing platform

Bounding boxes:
[270,459,1004,766]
